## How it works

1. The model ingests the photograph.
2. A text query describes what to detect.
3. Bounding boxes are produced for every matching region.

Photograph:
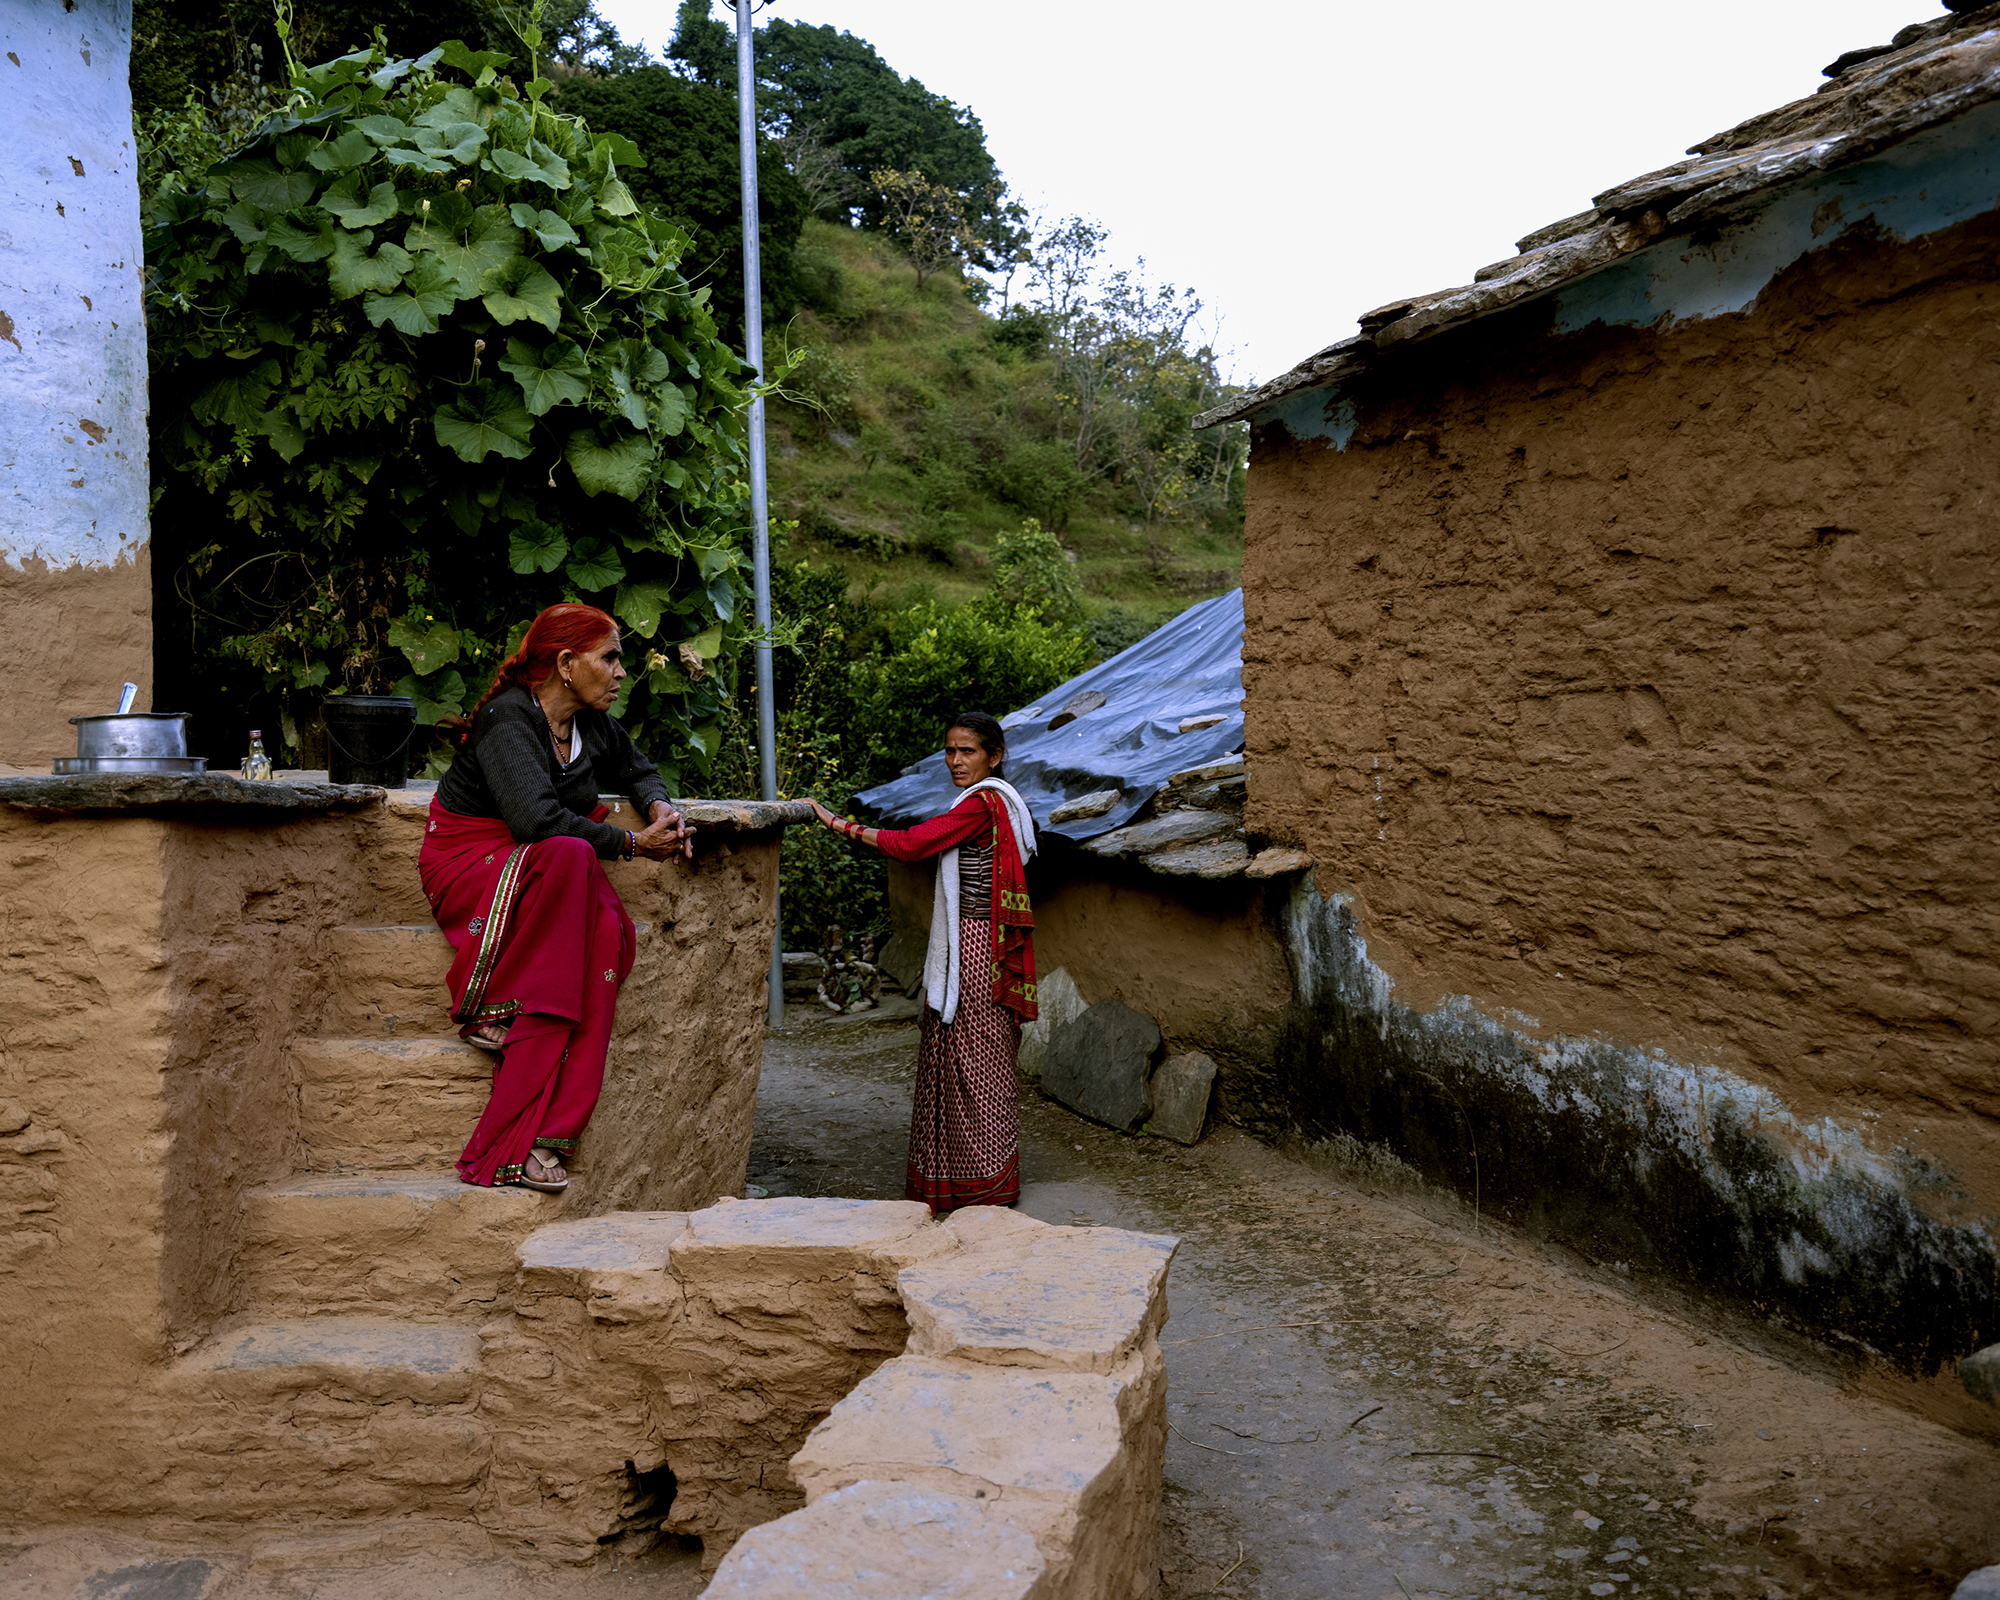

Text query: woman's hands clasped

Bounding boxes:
[633,799,695,861]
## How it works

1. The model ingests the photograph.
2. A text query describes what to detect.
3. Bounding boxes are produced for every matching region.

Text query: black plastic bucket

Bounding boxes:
[322,695,417,786]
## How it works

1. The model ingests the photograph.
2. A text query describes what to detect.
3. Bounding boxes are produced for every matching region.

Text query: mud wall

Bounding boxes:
[0,0,153,762]
[0,786,781,1521]
[1241,203,2000,1371]
[1029,851,1292,1098]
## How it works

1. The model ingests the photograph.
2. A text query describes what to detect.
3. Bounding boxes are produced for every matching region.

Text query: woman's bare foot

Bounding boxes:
[518,1147,568,1191]
[463,1021,511,1052]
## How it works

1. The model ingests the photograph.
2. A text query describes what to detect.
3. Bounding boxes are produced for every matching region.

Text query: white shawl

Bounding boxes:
[922,777,1037,1024]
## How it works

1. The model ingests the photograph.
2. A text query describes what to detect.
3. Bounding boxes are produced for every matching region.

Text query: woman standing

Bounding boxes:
[809,712,1038,1212]
[420,603,693,1193]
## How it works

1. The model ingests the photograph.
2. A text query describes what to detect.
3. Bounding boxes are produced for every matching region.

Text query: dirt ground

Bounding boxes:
[747,1007,2000,1600]
[7,1005,1996,1600]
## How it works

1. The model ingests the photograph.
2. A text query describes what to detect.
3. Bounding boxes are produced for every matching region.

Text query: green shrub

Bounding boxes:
[850,600,1088,776]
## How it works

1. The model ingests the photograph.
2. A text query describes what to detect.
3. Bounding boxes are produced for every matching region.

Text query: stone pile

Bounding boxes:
[1028,971,1217,1146]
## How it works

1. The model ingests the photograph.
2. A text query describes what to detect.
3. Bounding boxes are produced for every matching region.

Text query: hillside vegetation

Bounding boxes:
[762,222,1244,644]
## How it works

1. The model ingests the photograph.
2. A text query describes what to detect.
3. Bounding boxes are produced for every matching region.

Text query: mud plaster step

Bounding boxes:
[296,1036,491,1171]
[174,1317,483,1402]
[167,1320,491,1518]
[323,924,455,1038]
[240,1172,555,1318]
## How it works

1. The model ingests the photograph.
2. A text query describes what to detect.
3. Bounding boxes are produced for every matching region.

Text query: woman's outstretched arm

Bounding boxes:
[808,793,988,859]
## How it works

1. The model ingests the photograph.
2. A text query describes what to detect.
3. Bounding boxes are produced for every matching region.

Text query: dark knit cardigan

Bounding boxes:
[435,685,671,859]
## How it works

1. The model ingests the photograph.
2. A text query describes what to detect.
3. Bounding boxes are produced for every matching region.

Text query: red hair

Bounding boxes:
[470,603,620,721]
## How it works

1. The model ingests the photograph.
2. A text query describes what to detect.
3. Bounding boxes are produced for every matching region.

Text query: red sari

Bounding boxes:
[876,790,1038,1212]
[418,801,635,1186]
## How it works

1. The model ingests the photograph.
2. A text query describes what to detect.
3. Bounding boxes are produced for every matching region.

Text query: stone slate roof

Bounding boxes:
[1197,2,2000,428]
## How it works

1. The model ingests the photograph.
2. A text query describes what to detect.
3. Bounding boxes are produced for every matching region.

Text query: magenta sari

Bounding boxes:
[418,800,635,1186]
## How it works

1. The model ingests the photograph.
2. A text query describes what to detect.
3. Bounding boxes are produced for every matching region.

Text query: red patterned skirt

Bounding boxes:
[907,917,1022,1212]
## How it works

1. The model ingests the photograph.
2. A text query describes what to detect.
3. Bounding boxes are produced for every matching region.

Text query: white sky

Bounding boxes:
[592,0,1941,385]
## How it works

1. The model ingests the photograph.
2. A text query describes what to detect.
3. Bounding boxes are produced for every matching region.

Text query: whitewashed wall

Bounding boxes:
[0,0,151,761]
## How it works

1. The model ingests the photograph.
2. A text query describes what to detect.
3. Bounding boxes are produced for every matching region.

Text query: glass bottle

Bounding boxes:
[242,729,272,781]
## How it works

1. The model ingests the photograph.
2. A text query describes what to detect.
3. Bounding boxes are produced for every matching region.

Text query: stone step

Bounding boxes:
[167,1317,492,1518]
[323,923,456,1039]
[295,1036,492,1171]
[240,1172,555,1318]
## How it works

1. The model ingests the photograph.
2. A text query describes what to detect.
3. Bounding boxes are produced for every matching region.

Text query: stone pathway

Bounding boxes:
[750,1009,2000,1600]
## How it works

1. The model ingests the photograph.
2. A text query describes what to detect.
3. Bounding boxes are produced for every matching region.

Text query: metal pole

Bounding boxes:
[736,0,783,1030]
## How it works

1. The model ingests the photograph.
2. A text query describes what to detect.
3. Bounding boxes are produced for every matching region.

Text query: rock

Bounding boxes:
[1047,690,1107,731]
[1177,714,1226,732]
[1017,968,1085,1085]
[1178,774,1246,810]
[900,1223,1178,1373]
[0,1101,29,1133]
[1049,789,1120,824]
[1080,808,1235,860]
[1145,838,1250,879]
[1146,1053,1216,1145]
[1041,1001,1161,1132]
[1167,754,1244,786]
[1960,1342,2000,1408]
[1246,846,1314,879]
[1953,1568,2000,1600]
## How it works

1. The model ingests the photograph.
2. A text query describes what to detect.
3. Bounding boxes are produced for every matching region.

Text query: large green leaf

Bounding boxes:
[597,178,639,217]
[328,230,411,297]
[221,201,268,245]
[353,114,412,145]
[592,131,645,169]
[264,214,336,262]
[487,138,570,189]
[192,358,281,429]
[437,39,511,81]
[613,579,677,636]
[382,145,451,175]
[223,159,316,209]
[363,253,459,336]
[678,624,724,664]
[259,409,306,462]
[564,536,626,592]
[410,205,520,297]
[498,336,589,415]
[433,383,534,462]
[508,521,568,574]
[387,614,461,673]
[479,255,562,330]
[306,129,376,171]
[653,383,691,437]
[412,122,487,164]
[320,175,400,228]
[393,669,469,726]
[565,427,653,499]
[507,201,579,251]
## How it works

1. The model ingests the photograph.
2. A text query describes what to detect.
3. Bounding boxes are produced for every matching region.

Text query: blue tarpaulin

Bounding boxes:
[856,588,1245,841]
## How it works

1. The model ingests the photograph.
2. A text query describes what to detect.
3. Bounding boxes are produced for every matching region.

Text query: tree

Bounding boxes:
[869,168,993,289]
[751,20,1007,253]
[1017,217,1246,526]
[552,67,807,345]
[665,0,734,88]
[144,33,757,783]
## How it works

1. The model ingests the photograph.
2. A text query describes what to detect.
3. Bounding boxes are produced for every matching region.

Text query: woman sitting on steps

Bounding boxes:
[419,603,693,1193]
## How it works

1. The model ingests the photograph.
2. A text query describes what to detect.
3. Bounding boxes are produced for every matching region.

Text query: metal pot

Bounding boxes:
[52,755,208,775]
[69,712,192,760]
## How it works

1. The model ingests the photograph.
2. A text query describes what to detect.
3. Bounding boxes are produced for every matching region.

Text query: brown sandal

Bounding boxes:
[462,1021,511,1053]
